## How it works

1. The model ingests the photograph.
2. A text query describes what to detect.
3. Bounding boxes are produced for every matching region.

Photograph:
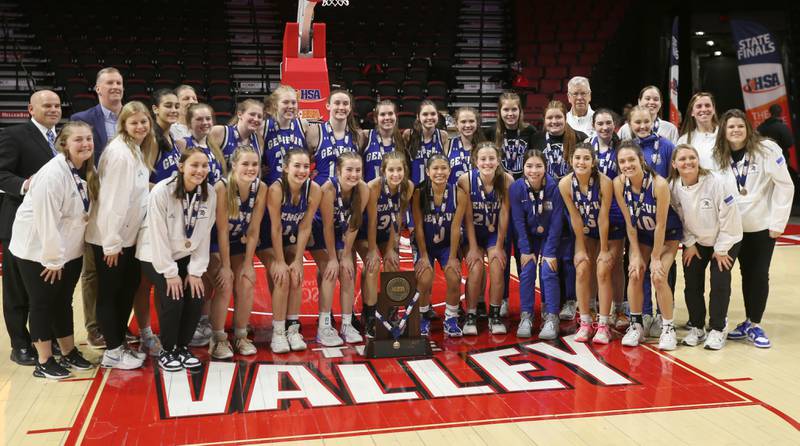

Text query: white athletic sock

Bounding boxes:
[662,318,674,327]
[599,315,610,325]
[580,314,593,324]
[341,313,353,325]
[319,313,331,327]
[234,328,248,339]
[445,304,459,318]
[273,320,286,332]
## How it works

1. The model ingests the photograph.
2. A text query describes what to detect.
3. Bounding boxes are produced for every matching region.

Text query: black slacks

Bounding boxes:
[142,256,203,351]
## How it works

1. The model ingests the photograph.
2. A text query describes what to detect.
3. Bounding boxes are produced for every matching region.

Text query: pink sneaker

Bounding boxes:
[574,320,594,342]
[592,324,611,344]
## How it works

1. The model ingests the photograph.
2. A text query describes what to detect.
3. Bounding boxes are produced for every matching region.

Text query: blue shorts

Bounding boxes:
[210,226,247,256]
[356,213,391,245]
[258,210,271,251]
[472,226,498,250]
[637,226,683,247]
[307,219,345,251]
[413,242,453,266]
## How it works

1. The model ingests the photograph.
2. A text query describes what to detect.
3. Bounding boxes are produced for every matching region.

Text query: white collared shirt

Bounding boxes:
[566,106,595,137]
[677,128,719,170]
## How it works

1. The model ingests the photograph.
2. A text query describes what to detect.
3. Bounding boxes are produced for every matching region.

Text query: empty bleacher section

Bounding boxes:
[513,0,630,127]
[314,0,460,127]
[26,0,234,120]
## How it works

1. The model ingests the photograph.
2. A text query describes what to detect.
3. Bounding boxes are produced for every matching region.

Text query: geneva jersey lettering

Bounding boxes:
[447,138,471,186]
[315,122,358,185]
[151,144,180,183]
[263,117,306,185]
[363,130,395,183]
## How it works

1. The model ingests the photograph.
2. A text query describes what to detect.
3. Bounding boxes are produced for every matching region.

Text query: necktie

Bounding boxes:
[46,129,57,155]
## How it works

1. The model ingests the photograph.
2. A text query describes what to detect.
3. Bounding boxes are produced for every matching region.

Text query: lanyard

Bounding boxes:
[237,179,259,237]
[624,172,651,223]
[430,183,450,243]
[591,136,617,177]
[334,178,352,230]
[182,190,201,242]
[382,178,399,233]
[475,172,497,231]
[730,153,750,195]
[66,159,90,214]
[544,133,568,178]
[233,126,260,155]
[571,174,595,232]
[326,121,353,157]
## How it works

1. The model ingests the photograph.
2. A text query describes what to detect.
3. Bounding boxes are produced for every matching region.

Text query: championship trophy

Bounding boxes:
[365,271,432,358]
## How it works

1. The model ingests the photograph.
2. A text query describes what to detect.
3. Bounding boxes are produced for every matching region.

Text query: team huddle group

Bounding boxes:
[1,68,793,380]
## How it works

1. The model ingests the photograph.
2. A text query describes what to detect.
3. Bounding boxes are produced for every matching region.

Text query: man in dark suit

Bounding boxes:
[0,90,62,365]
[71,67,124,349]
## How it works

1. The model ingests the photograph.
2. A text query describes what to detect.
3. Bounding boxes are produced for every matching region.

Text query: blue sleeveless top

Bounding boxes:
[447,137,471,186]
[363,129,395,183]
[410,129,444,185]
[151,140,180,184]
[263,117,306,185]
[469,169,501,233]
[420,183,458,249]
[315,121,358,185]
[221,125,261,166]
[185,136,223,185]
[278,178,311,246]
[376,180,402,234]
[623,173,682,233]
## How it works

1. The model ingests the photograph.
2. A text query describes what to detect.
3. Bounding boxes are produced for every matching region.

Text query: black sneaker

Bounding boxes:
[51,341,63,357]
[423,308,439,321]
[177,347,202,369]
[351,313,363,332]
[476,302,488,319]
[59,348,93,370]
[158,350,183,372]
[365,315,376,339]
[33,357,71,380]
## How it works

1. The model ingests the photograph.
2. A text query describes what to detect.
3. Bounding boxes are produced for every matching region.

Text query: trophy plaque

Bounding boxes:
[365,271,432,358]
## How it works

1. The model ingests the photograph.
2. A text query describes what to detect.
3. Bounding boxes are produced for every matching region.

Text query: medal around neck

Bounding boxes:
[366,271,432,359]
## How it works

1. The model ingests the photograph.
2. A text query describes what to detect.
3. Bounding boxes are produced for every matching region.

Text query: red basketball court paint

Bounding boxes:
[65,246,764,445]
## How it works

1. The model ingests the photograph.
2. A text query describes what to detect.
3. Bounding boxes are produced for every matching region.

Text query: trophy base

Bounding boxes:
[365,337,432,359]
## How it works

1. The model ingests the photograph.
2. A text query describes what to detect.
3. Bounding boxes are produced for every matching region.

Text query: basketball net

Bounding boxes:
[297,0,348,55]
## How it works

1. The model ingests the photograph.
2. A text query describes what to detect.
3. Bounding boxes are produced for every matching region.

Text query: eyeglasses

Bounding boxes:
[568,91,590,98]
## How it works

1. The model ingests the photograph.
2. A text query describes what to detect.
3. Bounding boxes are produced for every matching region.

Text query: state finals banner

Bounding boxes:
[668,18,680,127]
[730,19,796,168]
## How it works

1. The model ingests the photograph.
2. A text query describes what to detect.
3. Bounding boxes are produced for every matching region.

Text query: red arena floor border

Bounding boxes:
[68,333,758,445]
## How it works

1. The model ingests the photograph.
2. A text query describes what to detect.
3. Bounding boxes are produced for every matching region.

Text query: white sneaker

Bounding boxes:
[341,324,363,344]
[538,313,559,340]
[489,317,507,335]
[658,324,677,351]
[621,323,645,347]
[125,344,146,361]
[287,324,307,351]
[704,329,727,350]
[209,334,234,359]
[270,329,290,354]
[499,300,509,318]
[649,314,663,338]
[316,325,344,347]
[189,318,212,347]
[682,327,707,347]
[516,312,533,338]
[559,301,577,321]
[462,313,478,336]
[101,346,144,370]
[235,337,257,356]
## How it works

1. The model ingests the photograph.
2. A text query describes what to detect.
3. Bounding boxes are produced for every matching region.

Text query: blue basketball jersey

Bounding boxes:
[315,121,358,185]
[410,130,444,185]
[447,137,471,186]
[570,175,602,238]
[591,136,618,179]
[421,183,458,249]
[542,133,570,180]
[185,136,224,185]
[363,129,395,183]
[263,117,306,185]
[278,178,311,246]
[636,134,674,178]
[151,144,180,183]
[623,173,681,233]
[376,180,402,234]
[469,169,501,233]
[221,125,261,167]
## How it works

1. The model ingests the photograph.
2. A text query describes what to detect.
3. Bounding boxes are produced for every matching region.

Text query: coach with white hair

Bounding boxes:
[566,76,594,137]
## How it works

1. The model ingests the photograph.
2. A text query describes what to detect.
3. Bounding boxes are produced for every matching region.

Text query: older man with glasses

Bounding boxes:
[566,76,594,137]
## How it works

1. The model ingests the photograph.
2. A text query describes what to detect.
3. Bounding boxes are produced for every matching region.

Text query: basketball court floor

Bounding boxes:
[2,226,800,445]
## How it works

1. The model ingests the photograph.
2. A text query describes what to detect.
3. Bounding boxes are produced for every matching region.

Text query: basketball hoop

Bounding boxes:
[298,0,349,54]
[321,0,349,5]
